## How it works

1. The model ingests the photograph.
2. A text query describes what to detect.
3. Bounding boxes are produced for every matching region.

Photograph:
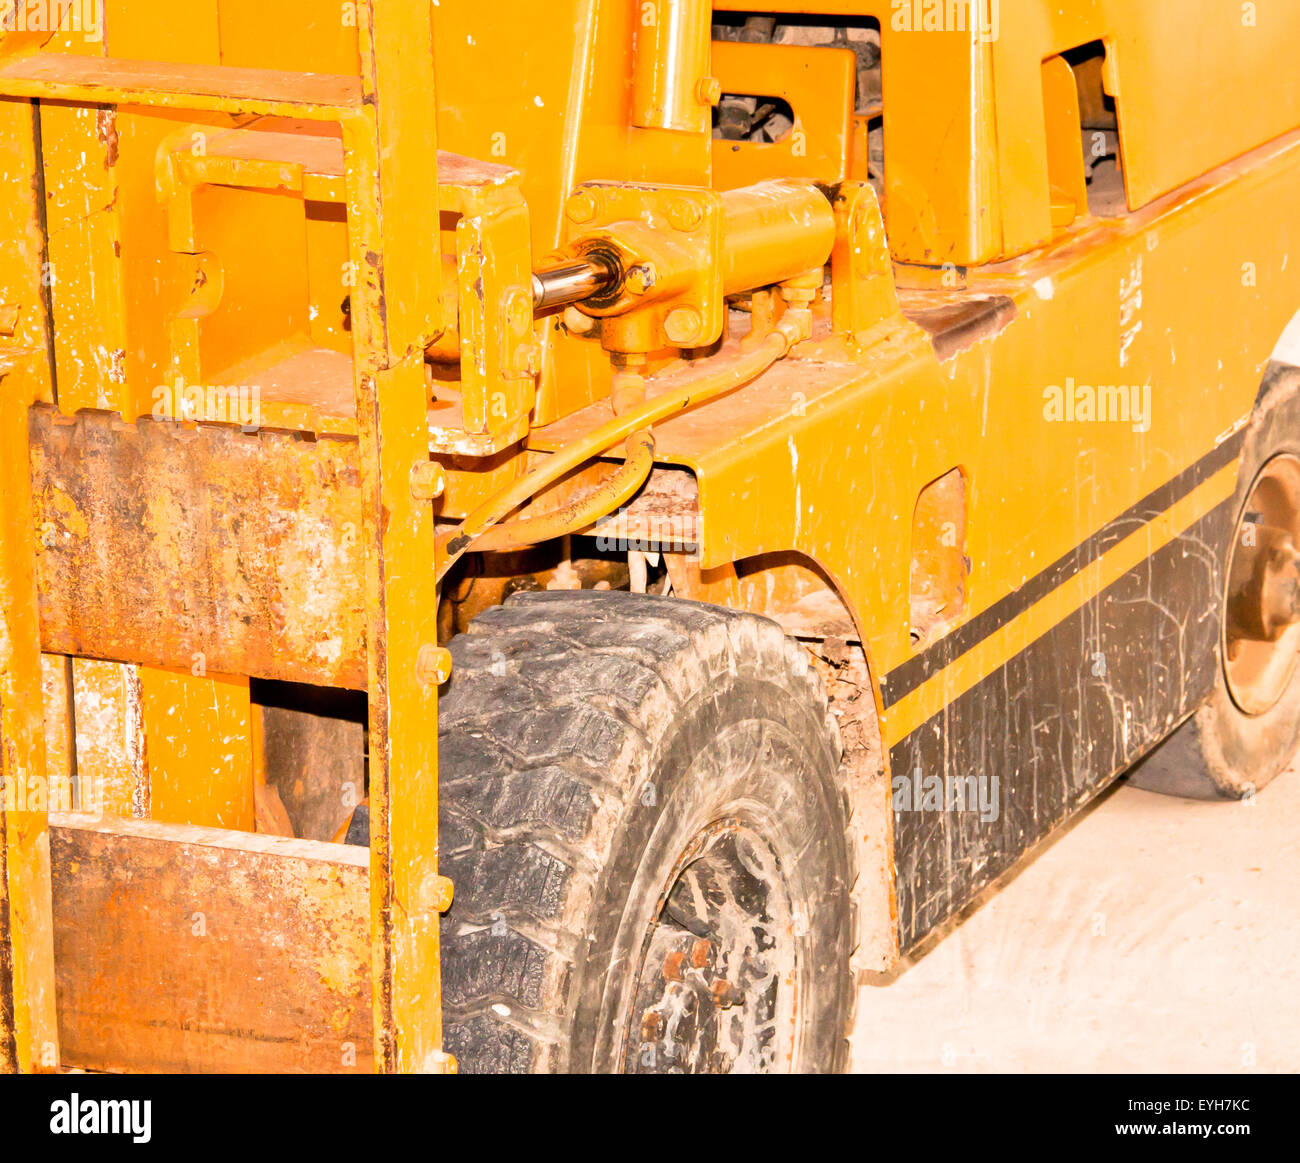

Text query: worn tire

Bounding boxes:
[1129,367,1300,799]
[432,590,854,1073]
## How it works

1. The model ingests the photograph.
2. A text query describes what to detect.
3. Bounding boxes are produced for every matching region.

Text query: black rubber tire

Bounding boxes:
[1129,367,1300,799]
[432,590,854,1073]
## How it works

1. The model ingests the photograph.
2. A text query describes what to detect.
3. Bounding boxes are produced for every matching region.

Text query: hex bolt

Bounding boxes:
[668,198,704,232]
[410,460,447,500]
[416,643,453,686]
[696,76,722,107]
[664,307,702,346]
[567,189,598,224]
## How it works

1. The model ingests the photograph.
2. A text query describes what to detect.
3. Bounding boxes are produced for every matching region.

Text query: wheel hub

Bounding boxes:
[622,823,798,1074]
[1224,454,1300,714]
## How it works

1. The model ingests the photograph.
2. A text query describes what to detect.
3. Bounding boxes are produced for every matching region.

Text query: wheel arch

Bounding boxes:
[667,545,901,976]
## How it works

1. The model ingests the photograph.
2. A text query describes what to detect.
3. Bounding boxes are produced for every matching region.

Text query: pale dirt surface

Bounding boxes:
[850,763,1300,1073]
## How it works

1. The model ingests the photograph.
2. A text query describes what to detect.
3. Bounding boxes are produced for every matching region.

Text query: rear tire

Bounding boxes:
[1130,368,1300,799]
[432,590,854,1073]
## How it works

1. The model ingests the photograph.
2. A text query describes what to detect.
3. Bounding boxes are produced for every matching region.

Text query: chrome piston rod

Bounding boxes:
[531,254,620,311]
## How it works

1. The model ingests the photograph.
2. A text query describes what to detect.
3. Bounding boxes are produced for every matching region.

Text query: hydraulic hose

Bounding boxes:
[471,429,656,553]
[435,322,796,582]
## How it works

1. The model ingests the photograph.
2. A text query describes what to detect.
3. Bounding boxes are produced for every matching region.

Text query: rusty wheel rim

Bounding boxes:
[620,819,800,1074]
[1224,453,1300,715]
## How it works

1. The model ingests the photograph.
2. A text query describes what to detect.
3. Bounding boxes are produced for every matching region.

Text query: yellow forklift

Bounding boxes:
[3,0,1300,1073]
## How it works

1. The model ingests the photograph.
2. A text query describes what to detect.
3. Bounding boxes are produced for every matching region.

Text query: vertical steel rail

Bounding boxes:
[348,0,452,1073]
[0,96,60,1074]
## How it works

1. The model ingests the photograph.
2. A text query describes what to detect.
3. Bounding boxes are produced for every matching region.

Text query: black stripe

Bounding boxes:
[880,431,1246,708]
[889,496,1236,949]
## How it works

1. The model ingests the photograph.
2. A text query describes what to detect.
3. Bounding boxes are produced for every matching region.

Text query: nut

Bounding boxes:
[562,306,597,335]
[640,1010,665,1042]
[410,460,446,500]
[416,643,453,686]
[566,188,598,224]
[696,76,722,106]
[711,979,743,1009]
[422,1050,459,1074]
[663,951,687,981]
[781,286,819,306]
[420,872,455,913]
[664,306,702,347]
[625,263,657,295]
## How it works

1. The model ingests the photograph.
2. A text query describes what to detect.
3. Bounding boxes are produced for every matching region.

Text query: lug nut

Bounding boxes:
[690,938,714,969]
[711,979,743,1009]
[641,1009,665,1041]
[663,951,687,981]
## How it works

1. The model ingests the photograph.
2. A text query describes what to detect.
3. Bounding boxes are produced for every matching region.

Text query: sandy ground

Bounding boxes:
[850,763,1300,1073]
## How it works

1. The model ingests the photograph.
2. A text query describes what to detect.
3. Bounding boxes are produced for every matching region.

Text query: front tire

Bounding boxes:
[434,590,855,1073]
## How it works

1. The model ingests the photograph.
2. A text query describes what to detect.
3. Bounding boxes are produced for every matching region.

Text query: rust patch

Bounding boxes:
[49,813,372,1073]
[0,815,17,1073]
[94,107,119,169]
[29,406,368,689]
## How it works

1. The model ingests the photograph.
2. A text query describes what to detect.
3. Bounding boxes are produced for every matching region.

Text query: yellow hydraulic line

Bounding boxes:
[435,321,797,582]
[472,428,657,553]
